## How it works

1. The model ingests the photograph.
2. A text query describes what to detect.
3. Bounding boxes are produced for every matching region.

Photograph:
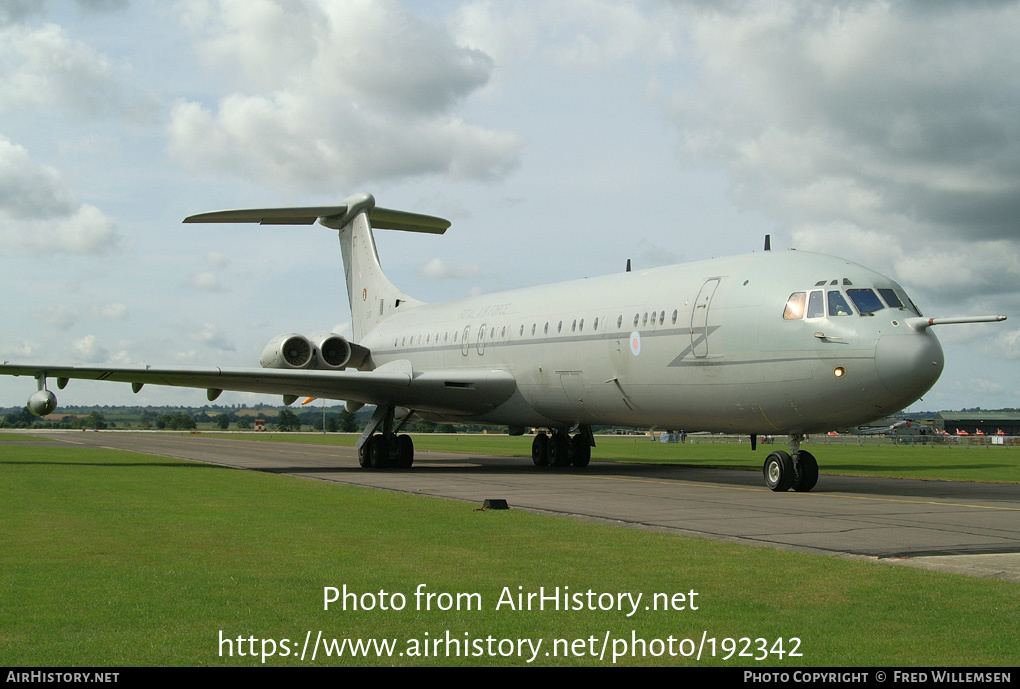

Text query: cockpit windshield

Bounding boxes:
[846,288,884,315]
[784,284,922,320]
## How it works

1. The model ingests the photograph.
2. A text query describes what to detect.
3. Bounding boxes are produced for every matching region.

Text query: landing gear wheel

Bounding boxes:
[395,434,414,469]
[368,434,391,469]
[792,450,818,492]
[358,441,370,468]
[571,434,591,467]
[532,433,550,467]
[763,450,794,492]
[549,433,572,467]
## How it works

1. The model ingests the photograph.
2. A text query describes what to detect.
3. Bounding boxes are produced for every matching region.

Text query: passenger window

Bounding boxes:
[579,318,584,332]
[828,291,853,317]
[846,289,884,315]
[807,290,825,318]
[672,309,677,324]
[783,292,806,320]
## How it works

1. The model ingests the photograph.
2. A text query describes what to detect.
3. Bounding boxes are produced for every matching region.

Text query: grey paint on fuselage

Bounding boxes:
[359,249,944,434]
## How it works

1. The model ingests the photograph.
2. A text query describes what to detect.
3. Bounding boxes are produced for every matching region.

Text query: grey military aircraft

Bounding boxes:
[1,193,1006,492]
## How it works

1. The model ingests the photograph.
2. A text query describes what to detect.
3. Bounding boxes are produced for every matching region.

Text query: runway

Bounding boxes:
[29,431,1020,582]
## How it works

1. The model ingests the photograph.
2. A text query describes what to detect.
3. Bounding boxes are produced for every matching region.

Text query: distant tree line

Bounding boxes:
[1,403,479,433]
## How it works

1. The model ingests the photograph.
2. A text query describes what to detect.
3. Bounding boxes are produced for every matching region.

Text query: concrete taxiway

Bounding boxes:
[23,431,1020,582]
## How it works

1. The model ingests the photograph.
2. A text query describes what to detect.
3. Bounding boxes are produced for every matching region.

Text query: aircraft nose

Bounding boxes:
[874,331,945,403]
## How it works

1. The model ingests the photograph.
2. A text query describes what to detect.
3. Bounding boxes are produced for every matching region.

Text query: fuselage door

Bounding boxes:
[691,278,720,358]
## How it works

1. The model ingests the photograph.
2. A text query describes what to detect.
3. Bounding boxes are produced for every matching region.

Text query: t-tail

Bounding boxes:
[184,192,450,340]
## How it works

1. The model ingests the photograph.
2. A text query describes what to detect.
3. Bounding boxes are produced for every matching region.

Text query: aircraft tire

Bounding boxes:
[358,441,370,468]
[571,434,591,467]
[792,450,818,492]
[396,434,414,469]
[368,435,390,469]
[549,433,571,467]
[532,433,550,466]
[763,451,794,491]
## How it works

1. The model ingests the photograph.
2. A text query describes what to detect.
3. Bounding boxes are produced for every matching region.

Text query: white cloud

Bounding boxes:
[415,257,482,280]
[190,323,235,352]
[43,305,78,330]
[187,271,227,292]
[0,341,37,361]
[71,334,108,362]
[451,1,678,74]
[664,1,1020,316]
[985,328,1020,362]
[0,21,153,121]
[168,0,524,189]
[94,303,128,320]
[0,136,120,255]
[205,251,229,269]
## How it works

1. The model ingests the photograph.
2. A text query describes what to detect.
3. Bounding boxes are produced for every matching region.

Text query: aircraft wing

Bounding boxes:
[0,362,517,416]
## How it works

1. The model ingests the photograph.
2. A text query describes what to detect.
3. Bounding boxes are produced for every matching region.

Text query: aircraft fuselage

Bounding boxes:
[361,249,944,435]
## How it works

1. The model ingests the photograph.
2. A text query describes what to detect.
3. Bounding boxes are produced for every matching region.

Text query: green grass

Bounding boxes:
[1,442,1018,666]
[206,432,1020,483]
[0,434,48,442]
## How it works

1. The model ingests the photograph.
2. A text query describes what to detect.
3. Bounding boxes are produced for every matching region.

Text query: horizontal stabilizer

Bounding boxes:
[184,193,450,234]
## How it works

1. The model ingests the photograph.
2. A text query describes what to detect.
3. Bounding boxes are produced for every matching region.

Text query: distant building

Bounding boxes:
[934,412,1020,436]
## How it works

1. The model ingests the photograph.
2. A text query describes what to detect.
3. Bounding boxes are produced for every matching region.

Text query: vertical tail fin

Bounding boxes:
[183,192,450,341]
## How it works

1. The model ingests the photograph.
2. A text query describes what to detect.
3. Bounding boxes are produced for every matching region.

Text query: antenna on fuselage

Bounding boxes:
[764,235,771,251]
[626,259,631,272]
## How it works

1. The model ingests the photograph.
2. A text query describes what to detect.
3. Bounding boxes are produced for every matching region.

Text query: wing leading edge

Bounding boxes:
[0,363,516,416]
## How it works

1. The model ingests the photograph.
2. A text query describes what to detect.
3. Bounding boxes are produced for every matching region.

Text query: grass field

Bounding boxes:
[1,437,1018,667]
[207,431,1020,484]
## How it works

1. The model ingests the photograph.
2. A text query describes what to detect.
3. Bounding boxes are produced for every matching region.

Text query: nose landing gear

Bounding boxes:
[762,434,818,492]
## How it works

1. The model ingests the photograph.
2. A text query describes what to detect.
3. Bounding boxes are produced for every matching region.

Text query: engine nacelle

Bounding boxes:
[260,333,314,369]
[27,389,58,417]
[311,333,370,370]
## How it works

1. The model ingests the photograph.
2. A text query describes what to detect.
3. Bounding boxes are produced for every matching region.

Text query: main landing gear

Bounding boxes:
[356,405,414,469]
[762,433,818,492]
[532,426,593,468]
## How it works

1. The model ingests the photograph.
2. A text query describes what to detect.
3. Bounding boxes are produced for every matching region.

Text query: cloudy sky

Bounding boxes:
[1,0,1017,412]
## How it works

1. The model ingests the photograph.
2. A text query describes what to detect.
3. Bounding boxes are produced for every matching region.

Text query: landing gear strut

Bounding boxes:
[762,433,818,492]
[356,405,415,469]
[532,426,593,468]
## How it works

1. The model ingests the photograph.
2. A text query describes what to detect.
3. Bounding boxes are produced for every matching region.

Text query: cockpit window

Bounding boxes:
[895,289,922,316]
[878,289,902,308]
[828,291,853,317]
[806,290,825,318]
[783,292,806,320]
[846,288,884,315]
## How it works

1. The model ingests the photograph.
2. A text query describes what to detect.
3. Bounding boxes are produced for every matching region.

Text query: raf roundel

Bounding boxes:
[629,331,641,357]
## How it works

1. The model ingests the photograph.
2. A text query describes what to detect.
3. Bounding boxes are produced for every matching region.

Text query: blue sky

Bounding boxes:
[1,0,1017,411]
